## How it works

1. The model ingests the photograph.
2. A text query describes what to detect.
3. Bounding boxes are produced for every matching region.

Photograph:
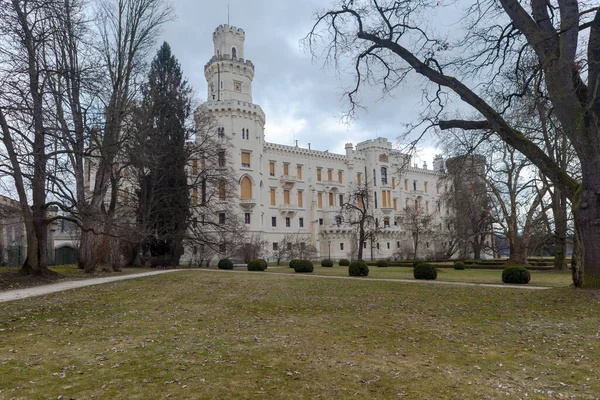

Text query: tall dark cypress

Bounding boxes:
[132,42,192,266]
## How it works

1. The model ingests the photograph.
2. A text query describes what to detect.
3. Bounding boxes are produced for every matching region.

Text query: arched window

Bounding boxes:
[240,176,252,199]
[231,47,237,58]
[242,128,245,139]
[246,129,249,140]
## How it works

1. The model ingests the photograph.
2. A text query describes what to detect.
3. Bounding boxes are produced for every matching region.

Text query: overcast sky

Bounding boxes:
[161,0,444,164]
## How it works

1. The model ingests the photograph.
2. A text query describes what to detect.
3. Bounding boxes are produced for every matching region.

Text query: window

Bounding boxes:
[218,127,225,138]
[426,201,429,213]
[284,189,290,205]
[299,217,304,227]
[335,215,342,226]
[357,173,362,185]
[327,169,333,181]
[219,213,226,225]
[339,194,344,206]
[270,188,276,206]
[381,167,388,185]
[415,199,419,209]
[269,161,275,176]
[244,213,251,224]
[424,182,428,193]
[273,242,278,251]
[201,179,207,204]
[285,217,291,227]
[218,180,226,200]
[317,168,322,182]
[272,216,277,227]
[219,243,226,253]
[373,169,377,186]
[296,165,302,180]
[340,243,344,250]
[283,163,289,176]
[192,188,198,205]
[192,159,198,175]
[287,242,292,251]
[218,150,226,167]
[231,47,237,58]
[297,190,303,207]
[363,242,367,249]
[357,195,363,209]
[384,217,390,228]
[240,176,252,199]
[300,242,305,250]
[404,179,408,190]
[397,241,400,248]
[241,151,250,168]
[234,81,242,92]
[387,242,390,249]
[392,178,395,189]
[319,218,324,226]
[382,190,387,208]
[123,187,129,203]
[436,184,440,194]
[329,192,334,207]
[376,243,380,250]
[245,129,249,139]
[318,192,323,208]
[242,128,245,140]
[393,199,397,211]
[338,170,343,183]
[374,192,378,208]
[413,180,417,191]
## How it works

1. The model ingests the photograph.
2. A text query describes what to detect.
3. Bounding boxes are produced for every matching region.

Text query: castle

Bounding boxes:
[190,24,453,262]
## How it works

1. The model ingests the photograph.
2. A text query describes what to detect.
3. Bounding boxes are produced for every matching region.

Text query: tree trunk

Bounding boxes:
[574,172,600,288]
[508,236,528,265]
[78,228,99,273]
[552,190,568,270]
[571,220,584,287]
[357,225,365,260]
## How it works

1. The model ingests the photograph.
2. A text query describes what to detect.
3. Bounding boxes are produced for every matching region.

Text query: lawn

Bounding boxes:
[266,264,573,287]
[1,270,598,399]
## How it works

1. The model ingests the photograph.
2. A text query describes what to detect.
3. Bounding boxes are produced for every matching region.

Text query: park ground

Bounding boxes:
[1,267,599,399]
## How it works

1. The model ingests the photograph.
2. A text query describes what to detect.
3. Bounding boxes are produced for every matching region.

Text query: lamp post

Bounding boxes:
[328,240,331,260]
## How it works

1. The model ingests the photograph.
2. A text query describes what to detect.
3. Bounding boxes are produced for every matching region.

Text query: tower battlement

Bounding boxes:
[214,24,245,39]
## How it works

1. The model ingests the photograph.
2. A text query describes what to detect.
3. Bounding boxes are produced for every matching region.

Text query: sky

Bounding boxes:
[160,0,445,165]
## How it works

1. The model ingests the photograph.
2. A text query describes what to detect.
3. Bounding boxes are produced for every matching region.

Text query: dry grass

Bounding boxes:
[1,270,598,399]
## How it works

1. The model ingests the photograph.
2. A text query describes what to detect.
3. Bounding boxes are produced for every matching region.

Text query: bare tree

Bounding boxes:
[307,1,600,287]
[236,233,269,263]
[402,205,434,260]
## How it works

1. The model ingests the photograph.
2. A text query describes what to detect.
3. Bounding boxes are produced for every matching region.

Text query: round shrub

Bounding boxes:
[257,259,268,270]
[502,266,531,284]
[453,261,466,270]
[293,259,314,273]
[321,259,334,267]
[349,260,369,277]
[339,258,350,266]
[414,263,437,280]
[289,259,300,268]
[218,258,233,270]
[376,260,389,268]
[247,259,266,271]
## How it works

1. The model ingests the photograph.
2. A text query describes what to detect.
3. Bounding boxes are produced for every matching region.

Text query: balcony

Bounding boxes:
[380,206,395,215]
[322,179,343,190]
[279,175,297,189]
[278,203,300,216]
[240,198,256,210]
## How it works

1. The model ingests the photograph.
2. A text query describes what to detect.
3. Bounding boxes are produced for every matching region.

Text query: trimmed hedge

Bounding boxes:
[339,258,350,266]
[321,259,334,267]
[349,260,369,277]
[453,261,466,270]
[289,259,300,268]
[218,258,233,270]
[502,266,531,284]
[294,259,314,273]
[414,263,437,280]
[247,259,267,271]
[376,260,389,268]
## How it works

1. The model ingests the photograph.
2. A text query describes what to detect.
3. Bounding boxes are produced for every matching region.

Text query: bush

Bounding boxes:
[339,258,350,266]
[349,260,369,277]
[293,259,314,273]
[376,260,389,268]
[321,259,333,267]
[502,266,531,284]
[247,259,266,271]
[257,259,268,270]
[414,263,437,280]
[218,258,233,270]
[453,261,466,270]
[289,259,300,268]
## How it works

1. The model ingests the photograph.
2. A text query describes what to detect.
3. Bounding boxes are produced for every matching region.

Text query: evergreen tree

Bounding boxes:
[130,42,192,266]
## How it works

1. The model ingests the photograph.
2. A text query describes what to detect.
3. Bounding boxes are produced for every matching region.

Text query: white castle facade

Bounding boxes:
[193,24,453,262]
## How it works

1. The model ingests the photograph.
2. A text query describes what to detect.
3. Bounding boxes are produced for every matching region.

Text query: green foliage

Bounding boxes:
[414,263,437,280]
[348,260,369,277]
[293,259,314,273]
[339,258,350,266]
[257,259,268,270]
[453,261,466,270]
[218,259,233,270]
[376,260,388,267]
[289,259,300,268]
[321,259,333,267]
[502,266,531,284]
[247,259,267,271]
